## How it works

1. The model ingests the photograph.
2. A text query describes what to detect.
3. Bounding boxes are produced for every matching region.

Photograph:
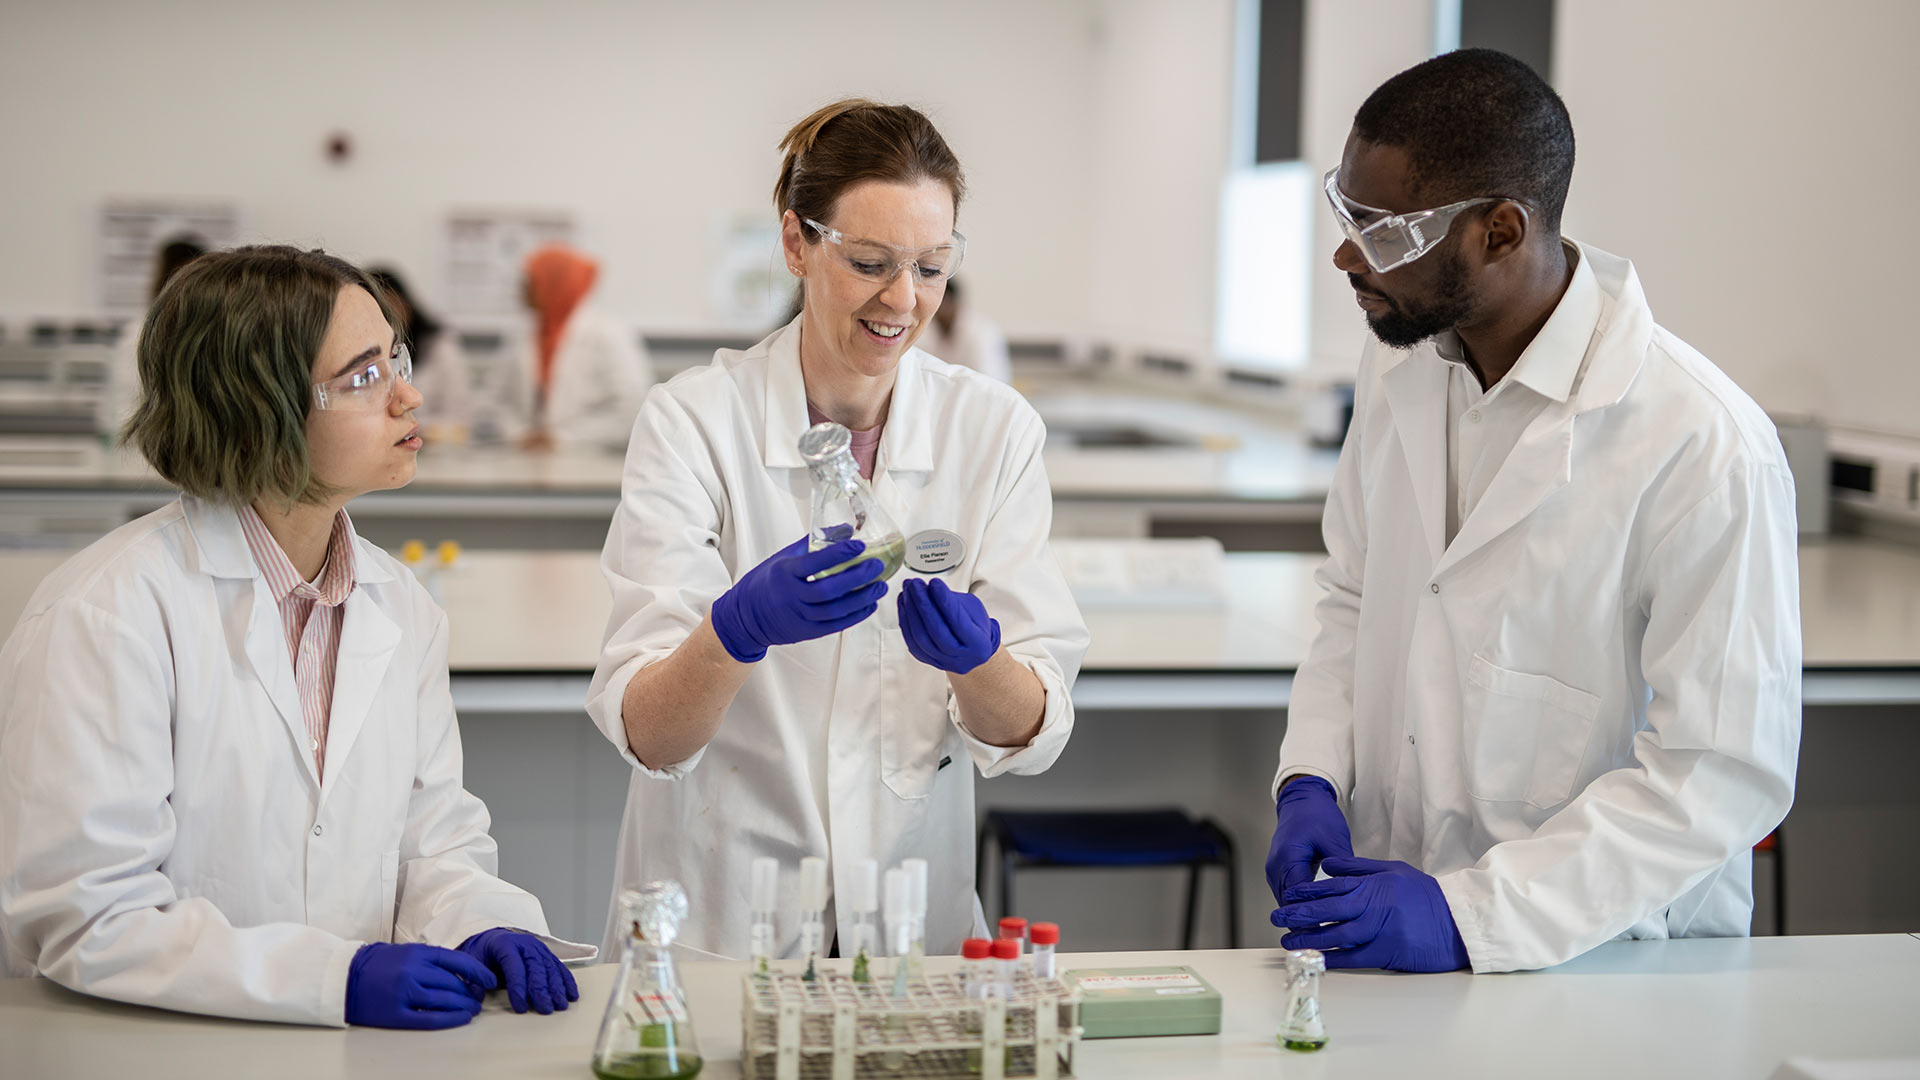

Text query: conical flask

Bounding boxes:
[591,881,703,1079]
[799,421,905,581]
[1276,948,1328,1051]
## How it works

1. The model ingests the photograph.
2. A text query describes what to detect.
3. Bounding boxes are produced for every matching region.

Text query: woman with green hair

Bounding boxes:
[0,245,591,1027]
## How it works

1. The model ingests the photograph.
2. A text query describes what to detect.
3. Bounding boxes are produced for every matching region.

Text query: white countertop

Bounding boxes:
[2,541,1917,674]
[0,378,1340,505]
[2,934,1915,1080]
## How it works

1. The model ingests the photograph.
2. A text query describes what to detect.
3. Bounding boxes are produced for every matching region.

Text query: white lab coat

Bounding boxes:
[587,317,1088,960]
[1276,242,1801,973]
[0,497,592,1026]
[501,305,653,449]
[920,309,1012,383]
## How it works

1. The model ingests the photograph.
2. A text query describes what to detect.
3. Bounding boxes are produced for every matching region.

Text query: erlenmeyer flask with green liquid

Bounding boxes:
[799,421,905,582]
[590,882,703,1079]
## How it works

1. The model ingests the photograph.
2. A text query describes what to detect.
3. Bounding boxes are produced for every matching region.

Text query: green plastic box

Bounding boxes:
[1062,965,1223,1038]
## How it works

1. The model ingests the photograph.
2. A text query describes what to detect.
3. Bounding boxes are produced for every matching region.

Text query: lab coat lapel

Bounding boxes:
[320,585,400,804]
[1432,406,1574,579]
[237,577,321,790]
[871,350,934,522]
[184,496,321,790]
[1380,353,1448,566]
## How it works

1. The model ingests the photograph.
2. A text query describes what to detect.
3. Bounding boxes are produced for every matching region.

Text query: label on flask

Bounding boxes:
[904,529,965,573]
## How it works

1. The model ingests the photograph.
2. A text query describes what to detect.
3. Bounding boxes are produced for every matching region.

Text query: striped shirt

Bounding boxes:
[238,506,356,782]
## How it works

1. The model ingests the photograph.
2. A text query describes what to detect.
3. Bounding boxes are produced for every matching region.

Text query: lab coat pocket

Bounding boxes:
[379,849,401,942]
[1461,655,1602,808]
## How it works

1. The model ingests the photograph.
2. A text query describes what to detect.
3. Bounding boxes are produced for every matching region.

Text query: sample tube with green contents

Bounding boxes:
[846,858,879,983]
[748,857,778,980]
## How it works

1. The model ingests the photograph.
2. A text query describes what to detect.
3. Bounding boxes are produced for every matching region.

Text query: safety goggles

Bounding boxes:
[312,342,412,411]
[1323,167,1511,274]
[803,218,967,288]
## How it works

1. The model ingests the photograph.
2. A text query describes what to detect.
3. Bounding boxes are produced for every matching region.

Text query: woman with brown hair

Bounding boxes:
[587,100,1088,959]
[0,246,590,1027]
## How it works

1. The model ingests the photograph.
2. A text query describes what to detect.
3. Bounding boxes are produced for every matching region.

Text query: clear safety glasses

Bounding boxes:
[312,342,412,411]
[803,217,967,288]
[1323,167,1512,275]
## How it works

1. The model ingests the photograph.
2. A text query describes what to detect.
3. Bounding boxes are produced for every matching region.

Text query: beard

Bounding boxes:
[1357,245,1479,349]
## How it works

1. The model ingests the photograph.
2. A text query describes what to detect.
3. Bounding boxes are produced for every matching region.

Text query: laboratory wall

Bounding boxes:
[0,0,1103,337]
[1554,0,1920,438]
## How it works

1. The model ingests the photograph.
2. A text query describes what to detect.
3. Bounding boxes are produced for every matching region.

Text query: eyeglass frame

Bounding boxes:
[1322,167,1527,275]
[312,341,414,411]
[800,217,967,288]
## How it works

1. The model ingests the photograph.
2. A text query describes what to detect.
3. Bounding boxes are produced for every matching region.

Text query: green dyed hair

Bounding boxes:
[123,245,398,507]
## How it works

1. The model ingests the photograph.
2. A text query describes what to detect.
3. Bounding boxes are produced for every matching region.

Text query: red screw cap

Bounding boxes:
[1029,922,1059,946]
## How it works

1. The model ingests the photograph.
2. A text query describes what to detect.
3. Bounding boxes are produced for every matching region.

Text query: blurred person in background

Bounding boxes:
[511,244,652,452]
[917,276,1010,383]
[368,267,475,445]
[104,235,207,439]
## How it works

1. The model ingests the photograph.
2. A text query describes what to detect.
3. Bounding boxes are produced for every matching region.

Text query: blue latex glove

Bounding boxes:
[1271,856,1472,972]
[458,928,579,1015]
[897,577,1001,674]
[344,942,496,1029]
[710,534,889,662]
[1264,776,1354,903]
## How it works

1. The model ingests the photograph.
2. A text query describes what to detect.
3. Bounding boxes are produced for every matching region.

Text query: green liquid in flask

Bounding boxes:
[813,534,905,582]
[1279,1035,1328,1052]
[591,1053,703,1080]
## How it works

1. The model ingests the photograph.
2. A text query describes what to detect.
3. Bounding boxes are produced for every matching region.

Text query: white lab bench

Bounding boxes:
[2,935,1915,1080]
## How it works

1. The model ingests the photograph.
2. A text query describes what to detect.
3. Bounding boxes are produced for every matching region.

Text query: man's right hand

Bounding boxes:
[709,535,889,663]
[1264,776,1355,904]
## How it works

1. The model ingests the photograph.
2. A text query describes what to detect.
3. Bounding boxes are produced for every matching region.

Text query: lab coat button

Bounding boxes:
[312,825,323,837]
[1430,583,1440,594]
[1408,734,1416,744]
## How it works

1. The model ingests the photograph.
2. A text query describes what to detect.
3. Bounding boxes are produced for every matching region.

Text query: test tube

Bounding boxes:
[1029,922,1059,979]
[989,938,1020,998]
[998,916,1029,975]
[798,856,827,982]
[901,858,929,980]
[961,937,993,999]
[846,858,879,983]
[749,856,779,978]
[884,868,912,997]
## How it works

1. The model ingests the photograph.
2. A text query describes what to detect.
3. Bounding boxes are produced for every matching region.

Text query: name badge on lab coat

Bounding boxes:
[905,530,964,573]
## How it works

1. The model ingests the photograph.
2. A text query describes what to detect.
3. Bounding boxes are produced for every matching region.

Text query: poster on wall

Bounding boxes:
[100,200,240,313]
[446,209,576,315]
[710,212,790,331]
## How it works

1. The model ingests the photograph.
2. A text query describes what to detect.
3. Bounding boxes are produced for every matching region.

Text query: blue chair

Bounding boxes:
[977,809,1239,950]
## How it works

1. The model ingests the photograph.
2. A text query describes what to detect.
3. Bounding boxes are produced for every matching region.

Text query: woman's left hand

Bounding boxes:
[897,578,1002,675]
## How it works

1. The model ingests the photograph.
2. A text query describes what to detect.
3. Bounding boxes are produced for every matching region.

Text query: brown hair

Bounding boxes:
[773,99,967,232]
[124,245,398,507]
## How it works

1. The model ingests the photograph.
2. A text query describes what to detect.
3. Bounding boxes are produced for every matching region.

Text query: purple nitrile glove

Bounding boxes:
[457,927,579,1015]
[897,577,1001,675]
[345,941,495,1029]
[709,533,889,662]
[1263,776,1354,904]
[1272,856,1472,972]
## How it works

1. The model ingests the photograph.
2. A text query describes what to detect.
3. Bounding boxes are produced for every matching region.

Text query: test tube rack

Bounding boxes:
[740,969,1082,1080]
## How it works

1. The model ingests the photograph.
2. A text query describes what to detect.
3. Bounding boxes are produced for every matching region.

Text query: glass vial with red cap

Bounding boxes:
[989,937,1021,999]
[1029,922,1059,979]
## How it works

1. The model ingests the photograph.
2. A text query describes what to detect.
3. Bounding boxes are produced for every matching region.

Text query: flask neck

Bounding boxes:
[806,450,861,492]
